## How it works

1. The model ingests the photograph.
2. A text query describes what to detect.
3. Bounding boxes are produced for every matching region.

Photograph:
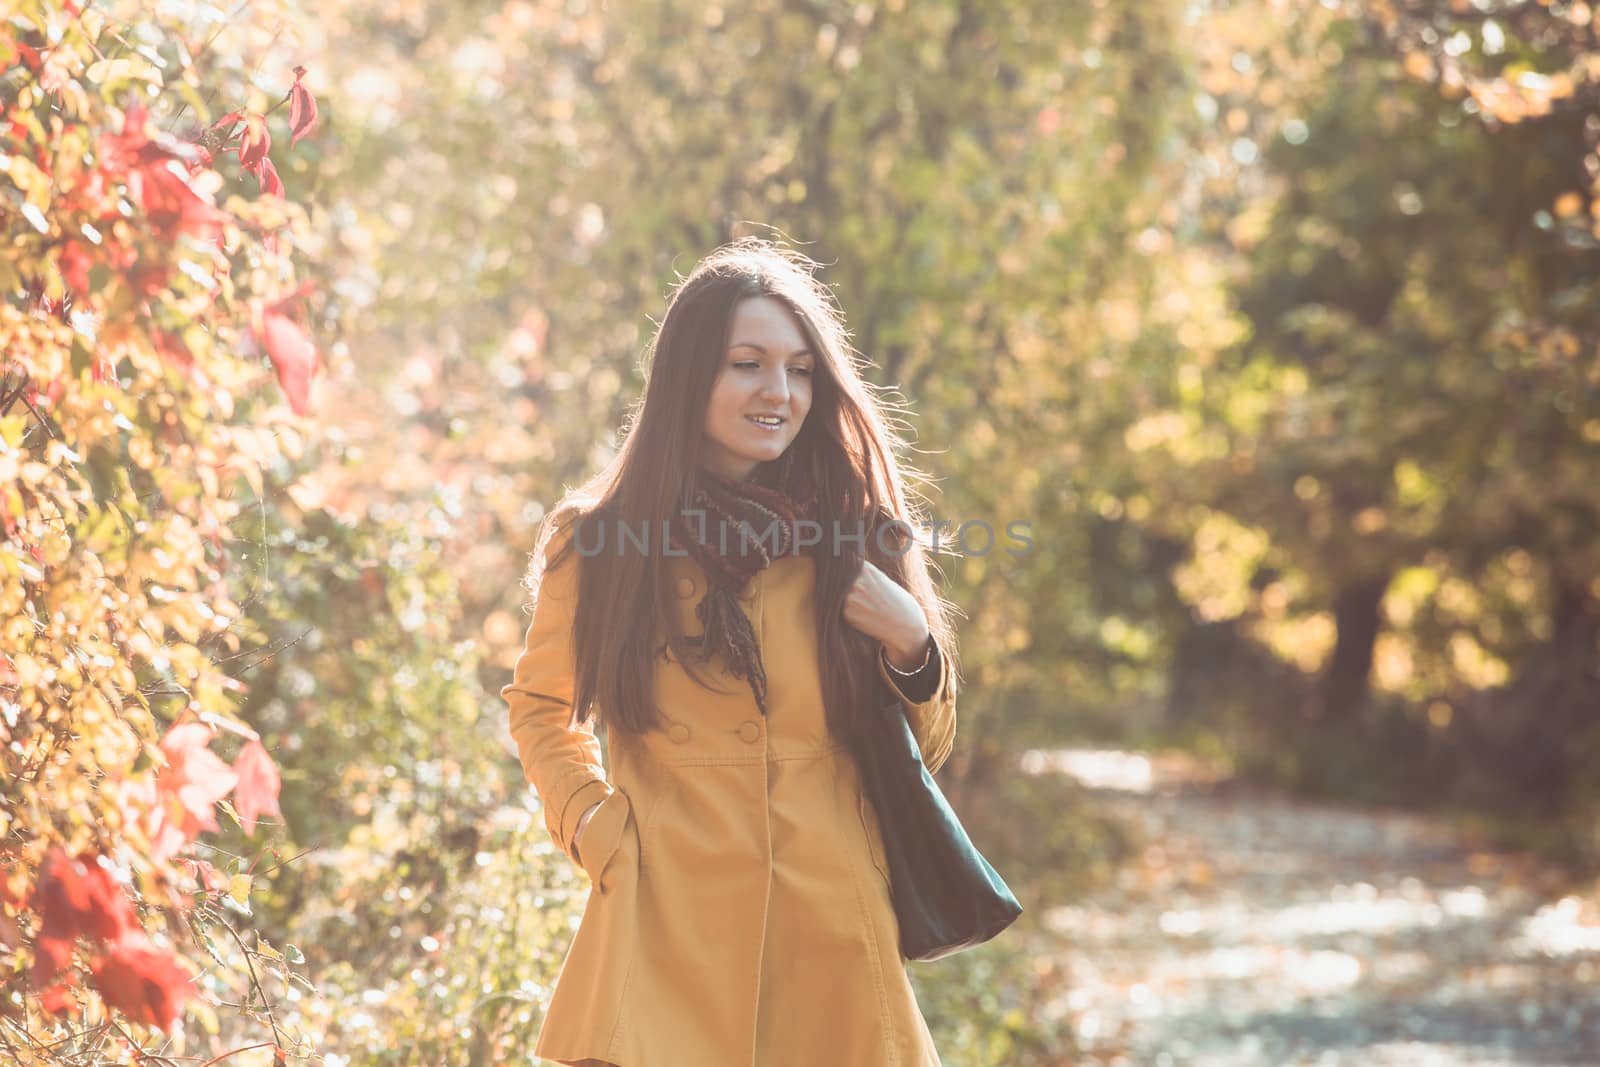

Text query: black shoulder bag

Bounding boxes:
[849,684,1023,962]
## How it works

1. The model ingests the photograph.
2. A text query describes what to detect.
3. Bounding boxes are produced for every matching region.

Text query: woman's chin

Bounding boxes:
[739,438,789,463]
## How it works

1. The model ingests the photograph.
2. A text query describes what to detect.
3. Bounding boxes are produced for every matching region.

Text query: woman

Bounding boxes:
[502,238,960,1066]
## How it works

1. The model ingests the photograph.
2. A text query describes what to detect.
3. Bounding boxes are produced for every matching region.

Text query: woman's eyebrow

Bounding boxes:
[727,341,814,358]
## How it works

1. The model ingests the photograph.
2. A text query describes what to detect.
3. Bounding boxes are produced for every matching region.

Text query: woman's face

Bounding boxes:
[701,295,815,481]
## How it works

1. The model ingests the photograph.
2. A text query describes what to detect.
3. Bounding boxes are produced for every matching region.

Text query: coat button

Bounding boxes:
[738,720,762,743]
[675,577,696,598]
[668,722,691,743]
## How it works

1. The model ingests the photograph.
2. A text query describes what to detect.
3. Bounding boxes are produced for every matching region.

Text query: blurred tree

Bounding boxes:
[1141,1,1600,834]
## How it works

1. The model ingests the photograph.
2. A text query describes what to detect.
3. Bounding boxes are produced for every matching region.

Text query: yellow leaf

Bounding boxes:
[0,154,45,200]
[85,56,164,88]
[188,996,221,1036]
[227,872,252,908]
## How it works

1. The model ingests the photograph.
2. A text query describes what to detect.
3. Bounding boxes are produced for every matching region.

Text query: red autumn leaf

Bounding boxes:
[58,240,93,296]
[40,979,80,1017]
[24,378,64,409]
[159,722,212,760]
[158,722,238,834]
[258,155,284,198]
[138,159,226,243]
[88,933,195,1032]
[288,66,318,147]
[29,849,142,986]
[100,99,226,243]
[30,930,76,988]
[128,257,171,299]
[258,307,318,415]
[232,739,283,834]
[236,113,271,171]
[152,817,188,864]
[117,775,189,865]
[179,858,227,894]
[95,98,151,172]
[151,327,195,376]
[32,849,142,946]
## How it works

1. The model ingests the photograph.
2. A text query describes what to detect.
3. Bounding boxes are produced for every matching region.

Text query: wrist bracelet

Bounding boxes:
[883,636,934,676]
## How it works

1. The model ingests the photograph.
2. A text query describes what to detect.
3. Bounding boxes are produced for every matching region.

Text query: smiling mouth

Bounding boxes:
[746,415,786,428]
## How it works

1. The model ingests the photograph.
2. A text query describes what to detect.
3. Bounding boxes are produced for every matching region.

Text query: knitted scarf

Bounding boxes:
[671,468,821,716]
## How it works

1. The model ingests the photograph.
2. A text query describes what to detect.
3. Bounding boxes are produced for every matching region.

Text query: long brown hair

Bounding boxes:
[523,237,959,743]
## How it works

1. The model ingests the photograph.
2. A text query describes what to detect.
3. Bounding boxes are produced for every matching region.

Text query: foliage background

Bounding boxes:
[4,0,1598,1063]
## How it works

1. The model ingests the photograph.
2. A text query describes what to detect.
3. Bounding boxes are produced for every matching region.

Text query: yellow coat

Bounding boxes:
[502,526,957,1067]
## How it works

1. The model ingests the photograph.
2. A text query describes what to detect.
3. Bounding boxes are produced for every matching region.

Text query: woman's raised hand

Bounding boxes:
[842,559,932,670]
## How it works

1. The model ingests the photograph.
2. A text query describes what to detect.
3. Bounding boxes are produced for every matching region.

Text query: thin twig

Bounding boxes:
[20,390,59,440]
[251,842,320,879]
[166,1,257,131]
[199,1042,281,1067]
[0,376,28,415]
[107,1018,181,1067]
[208,912,288,1053]
[227,627,314,678]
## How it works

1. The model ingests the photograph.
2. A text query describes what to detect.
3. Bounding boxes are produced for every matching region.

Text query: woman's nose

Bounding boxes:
[758,369,789,402]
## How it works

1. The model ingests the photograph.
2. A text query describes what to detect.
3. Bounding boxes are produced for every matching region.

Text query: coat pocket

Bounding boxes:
[577,788,631,893]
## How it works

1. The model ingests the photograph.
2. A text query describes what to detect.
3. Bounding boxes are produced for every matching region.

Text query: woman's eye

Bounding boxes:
[729,359,809,376]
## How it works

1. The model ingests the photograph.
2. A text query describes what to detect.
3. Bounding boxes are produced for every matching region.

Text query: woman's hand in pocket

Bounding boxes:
[573,799,603,863]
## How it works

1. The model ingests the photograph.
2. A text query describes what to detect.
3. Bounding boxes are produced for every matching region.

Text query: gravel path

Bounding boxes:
[1028,749,1600,1066]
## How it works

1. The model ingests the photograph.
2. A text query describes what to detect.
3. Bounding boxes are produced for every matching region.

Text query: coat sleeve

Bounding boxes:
[500,526,614,867]
[877,637,957,775]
